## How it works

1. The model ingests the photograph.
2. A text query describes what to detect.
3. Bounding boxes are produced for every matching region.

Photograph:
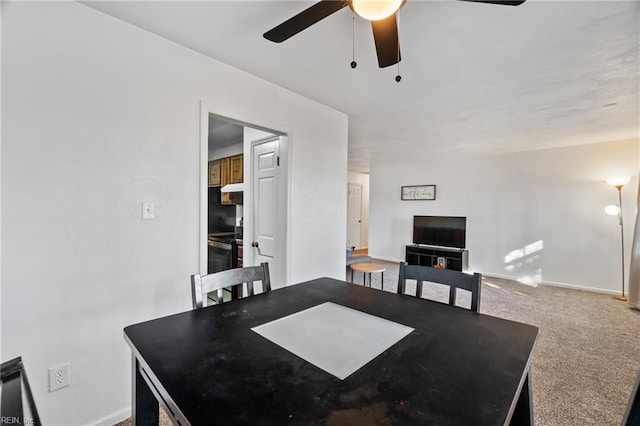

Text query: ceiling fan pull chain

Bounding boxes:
[395,11,401,82]
[351,13,357,69]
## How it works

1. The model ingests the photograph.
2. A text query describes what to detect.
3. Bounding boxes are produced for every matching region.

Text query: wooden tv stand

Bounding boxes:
[405,245,469,272]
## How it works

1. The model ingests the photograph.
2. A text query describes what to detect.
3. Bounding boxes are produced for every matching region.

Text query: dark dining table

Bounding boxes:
[125,277,538,425]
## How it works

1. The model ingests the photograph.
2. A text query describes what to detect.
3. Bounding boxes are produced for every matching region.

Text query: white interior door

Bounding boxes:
[252,137,281,280]
[347,183,362,248]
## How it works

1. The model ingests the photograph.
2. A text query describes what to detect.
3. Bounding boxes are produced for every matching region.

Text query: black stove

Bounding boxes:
[207,233,243,274]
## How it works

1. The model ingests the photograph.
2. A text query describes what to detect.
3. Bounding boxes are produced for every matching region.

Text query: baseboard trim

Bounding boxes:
[482,273,619,295]
[92,407,130,426]
[369,255,404,263]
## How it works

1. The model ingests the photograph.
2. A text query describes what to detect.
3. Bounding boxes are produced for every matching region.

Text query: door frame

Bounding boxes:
[199,101,291,284]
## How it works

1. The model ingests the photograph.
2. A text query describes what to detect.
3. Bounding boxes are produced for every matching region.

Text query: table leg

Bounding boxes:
[510,370,533,425]
[132,355,159,426]
[351,269,354,283]
[381,272,384,290]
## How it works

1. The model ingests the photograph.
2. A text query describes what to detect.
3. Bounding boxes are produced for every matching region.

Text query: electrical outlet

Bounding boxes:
[49,363,70,392]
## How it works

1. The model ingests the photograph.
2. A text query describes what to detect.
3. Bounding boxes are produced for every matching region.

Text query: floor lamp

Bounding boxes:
[606,176,631,301]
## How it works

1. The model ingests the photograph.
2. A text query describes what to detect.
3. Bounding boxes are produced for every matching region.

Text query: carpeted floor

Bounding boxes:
[117,260,640,425]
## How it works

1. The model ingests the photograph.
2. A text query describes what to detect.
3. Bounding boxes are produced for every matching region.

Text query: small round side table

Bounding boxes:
[350,263,385,289]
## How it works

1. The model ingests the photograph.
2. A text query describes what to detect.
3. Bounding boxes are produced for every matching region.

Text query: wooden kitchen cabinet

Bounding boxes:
[220,158,230,185]
[220,157,232,204]
[208,160,221,187]
[210,154,243,205]
[229,155,243,184]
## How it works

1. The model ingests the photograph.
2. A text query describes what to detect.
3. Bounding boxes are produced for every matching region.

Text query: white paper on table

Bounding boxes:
[251,302,414,380]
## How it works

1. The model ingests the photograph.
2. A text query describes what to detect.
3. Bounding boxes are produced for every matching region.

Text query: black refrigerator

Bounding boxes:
[207,187,238,275]
[208,187,236,234]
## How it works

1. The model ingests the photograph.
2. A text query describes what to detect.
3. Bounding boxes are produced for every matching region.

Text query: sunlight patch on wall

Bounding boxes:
[504,240,544,263]
[504,240,544,286]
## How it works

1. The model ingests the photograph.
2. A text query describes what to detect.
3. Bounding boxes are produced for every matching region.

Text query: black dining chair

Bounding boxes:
[397,262,482,312]
[623,371,640,425]
[191,262,271,309]
[1,356,41,426]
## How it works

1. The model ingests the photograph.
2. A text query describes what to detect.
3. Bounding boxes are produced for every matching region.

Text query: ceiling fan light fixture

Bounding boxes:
[349,0,405,21]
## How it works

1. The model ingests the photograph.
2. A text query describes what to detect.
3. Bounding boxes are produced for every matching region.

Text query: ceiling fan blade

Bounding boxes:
[264,0,349,43]
[458,0,526,6]
[371,14,400,68]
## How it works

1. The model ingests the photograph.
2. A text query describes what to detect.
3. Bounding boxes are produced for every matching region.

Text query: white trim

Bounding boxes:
[199,103,209,275]
[280,134,292,286]
[368,255,404,263]
[91,407,130,426]
[481,273,619,295]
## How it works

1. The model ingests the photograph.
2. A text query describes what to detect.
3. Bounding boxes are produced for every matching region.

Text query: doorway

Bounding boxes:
[347,183,362,249]
[250,135,287,286]
[200,102,289,287]
[347,172,370,251]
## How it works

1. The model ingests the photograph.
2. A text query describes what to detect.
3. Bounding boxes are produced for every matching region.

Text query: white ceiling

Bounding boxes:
[84,1,639,172]
[209,114,244,148]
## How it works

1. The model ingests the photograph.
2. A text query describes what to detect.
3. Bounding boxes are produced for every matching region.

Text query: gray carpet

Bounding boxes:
[117,261,640,425]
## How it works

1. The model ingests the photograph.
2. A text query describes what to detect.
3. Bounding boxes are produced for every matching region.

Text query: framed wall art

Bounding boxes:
[401,185,436,201]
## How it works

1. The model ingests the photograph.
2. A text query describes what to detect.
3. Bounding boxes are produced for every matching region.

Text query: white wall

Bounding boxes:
[1,2,347,425]
[369,138,639,293]
[209,142,243,161]
[348,172,370,248]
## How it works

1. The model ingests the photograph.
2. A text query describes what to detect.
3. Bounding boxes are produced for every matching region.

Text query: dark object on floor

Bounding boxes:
[624,371,640,425]
[1,356,41,426]
[397,261,482,312]
[405,244,469,272]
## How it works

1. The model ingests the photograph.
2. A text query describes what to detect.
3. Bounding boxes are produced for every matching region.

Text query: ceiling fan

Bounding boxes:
[264,0,526,69]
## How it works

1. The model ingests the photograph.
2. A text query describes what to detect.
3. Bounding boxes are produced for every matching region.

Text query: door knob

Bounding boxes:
[251,241,259,248]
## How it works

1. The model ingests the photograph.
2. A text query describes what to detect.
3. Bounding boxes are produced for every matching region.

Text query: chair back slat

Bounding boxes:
[398,262,482,312]
[191,263,271,309]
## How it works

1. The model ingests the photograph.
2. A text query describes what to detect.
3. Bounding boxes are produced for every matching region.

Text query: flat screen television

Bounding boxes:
[413,216,466,249]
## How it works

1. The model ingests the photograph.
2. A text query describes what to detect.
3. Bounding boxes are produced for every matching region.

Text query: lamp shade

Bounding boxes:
[605,205,621,216]
[606,176,630,187]
[349,0,404,21]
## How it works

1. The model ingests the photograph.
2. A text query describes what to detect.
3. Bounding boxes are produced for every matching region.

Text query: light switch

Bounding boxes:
[142,202,155,220]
